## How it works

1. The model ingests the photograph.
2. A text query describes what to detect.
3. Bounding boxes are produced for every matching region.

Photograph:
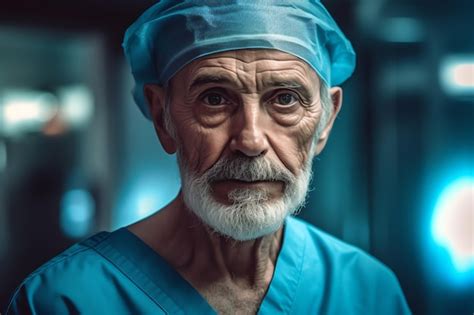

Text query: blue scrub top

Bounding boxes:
[6,217,411,314]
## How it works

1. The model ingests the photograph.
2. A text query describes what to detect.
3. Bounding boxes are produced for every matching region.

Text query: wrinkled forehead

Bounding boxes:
[170,49,321,89]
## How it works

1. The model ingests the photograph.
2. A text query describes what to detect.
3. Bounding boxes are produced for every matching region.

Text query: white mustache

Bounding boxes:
[205,156,295,184]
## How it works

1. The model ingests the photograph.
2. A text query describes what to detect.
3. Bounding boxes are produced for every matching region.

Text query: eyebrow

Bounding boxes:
[189,74,235,91]
[263,79,313,101]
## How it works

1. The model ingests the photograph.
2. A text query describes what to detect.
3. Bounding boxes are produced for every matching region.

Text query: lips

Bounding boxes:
[214,179,267,185]
[213,179,280,185]
[211,179,285,192]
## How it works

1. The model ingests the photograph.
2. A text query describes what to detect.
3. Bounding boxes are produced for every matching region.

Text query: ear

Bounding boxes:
[144,84,177,154]
[314,87,343,156]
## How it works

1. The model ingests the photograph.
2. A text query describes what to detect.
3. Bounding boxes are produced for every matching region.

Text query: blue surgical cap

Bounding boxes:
[123,0,356,119]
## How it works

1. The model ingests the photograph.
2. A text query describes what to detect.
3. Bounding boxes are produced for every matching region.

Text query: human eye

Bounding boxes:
[201,90,230,106]
[271,91,300,107]
[195,88,235,127]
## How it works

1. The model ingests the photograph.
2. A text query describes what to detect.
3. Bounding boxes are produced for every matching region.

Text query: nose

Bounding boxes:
[229,105,269,157]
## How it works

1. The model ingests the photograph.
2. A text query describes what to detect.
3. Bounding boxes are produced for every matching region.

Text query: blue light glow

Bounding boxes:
[378,17,425,43]
[60,189,95,238]
[113,173,180,229]
[431,177,474,272]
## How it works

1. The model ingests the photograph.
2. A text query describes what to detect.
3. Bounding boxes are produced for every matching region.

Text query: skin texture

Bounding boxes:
[129,49,343,314]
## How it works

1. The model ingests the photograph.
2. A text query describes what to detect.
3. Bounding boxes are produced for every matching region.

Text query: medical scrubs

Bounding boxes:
[5,217,411,314]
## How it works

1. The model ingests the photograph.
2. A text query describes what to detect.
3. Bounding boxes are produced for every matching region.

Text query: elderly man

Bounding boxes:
[6,1,411,314]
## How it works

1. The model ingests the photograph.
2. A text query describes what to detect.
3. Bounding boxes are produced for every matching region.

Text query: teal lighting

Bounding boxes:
[0,141,6,173]
[431,177,474,272]
[113,173,180,229]
[378,17,424,43]
[60,189,95,238]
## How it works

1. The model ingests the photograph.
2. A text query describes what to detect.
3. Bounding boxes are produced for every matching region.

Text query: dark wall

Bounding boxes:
[1,1,473,313]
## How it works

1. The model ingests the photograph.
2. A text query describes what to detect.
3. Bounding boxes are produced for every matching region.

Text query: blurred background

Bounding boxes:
[0,0,473,313]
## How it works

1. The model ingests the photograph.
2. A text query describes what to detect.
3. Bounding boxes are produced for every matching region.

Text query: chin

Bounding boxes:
[183,189,292,241]
[178,152,313,241]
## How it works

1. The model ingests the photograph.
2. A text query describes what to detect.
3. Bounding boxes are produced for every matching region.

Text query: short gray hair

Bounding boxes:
[316,80,332,141]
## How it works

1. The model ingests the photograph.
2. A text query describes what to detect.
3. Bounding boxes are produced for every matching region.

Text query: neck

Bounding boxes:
[128,192,283,288]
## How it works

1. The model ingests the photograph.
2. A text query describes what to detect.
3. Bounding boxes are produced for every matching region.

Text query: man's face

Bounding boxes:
[148,49,340,240]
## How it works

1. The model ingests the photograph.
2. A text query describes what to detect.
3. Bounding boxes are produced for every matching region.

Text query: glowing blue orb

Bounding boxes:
[431,177,474,272]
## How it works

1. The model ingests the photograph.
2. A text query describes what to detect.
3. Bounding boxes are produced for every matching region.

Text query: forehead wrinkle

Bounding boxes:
[208,49,307,63]
[258,60,315,76]
[254,57,317,82]
[181,51,318,95]
[187,67,259,95]
[186,66,245,91]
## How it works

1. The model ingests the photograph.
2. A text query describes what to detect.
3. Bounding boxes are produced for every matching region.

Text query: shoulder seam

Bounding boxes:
[5,232,112,315]
[85,240,169,313]
[27,232,111,281]
[5,246,92,314]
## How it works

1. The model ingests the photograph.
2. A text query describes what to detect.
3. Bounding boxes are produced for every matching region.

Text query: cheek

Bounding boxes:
[270,110,321,174]
[173,101,234,173]
[176,118,231,173]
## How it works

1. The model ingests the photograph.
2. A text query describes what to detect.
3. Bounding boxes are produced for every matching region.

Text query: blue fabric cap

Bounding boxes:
[123,0,356,119]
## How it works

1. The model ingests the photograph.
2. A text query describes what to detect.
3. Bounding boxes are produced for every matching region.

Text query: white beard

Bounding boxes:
[178,153,313,241]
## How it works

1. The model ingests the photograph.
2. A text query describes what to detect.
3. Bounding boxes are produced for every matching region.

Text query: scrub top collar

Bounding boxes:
[92,217,306,314]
